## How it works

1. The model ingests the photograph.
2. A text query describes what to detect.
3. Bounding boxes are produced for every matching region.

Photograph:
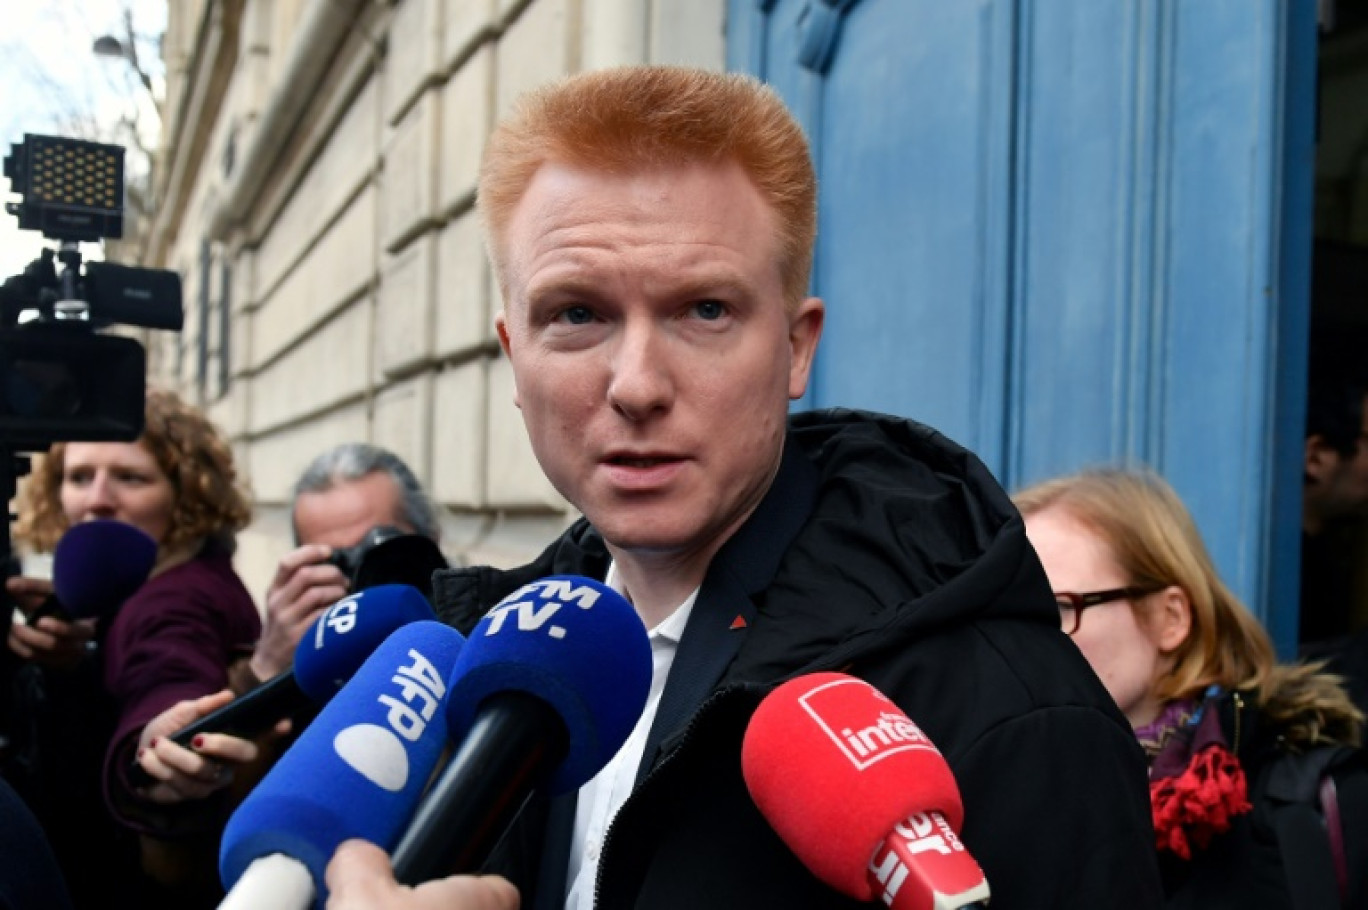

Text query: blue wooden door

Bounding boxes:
[728,0,1317,652]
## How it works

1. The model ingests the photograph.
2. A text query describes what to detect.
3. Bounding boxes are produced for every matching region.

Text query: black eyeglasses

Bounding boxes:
[1053,587,1160,635]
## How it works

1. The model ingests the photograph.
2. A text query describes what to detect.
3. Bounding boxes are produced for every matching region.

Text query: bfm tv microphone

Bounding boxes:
[741,672,990,910]
[217,619,466,910]
[168,583,435,748]
[30,519,158,621]
[389,575,653,884]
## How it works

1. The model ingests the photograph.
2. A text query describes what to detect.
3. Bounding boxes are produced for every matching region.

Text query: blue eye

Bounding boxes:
[694,300,726,320]
[560,306,595,325]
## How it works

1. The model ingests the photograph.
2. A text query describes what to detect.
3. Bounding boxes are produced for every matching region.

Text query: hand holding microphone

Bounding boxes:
[742,672,990,910]
[132,689,271,805]
[34,518,160,621]
[130,584,436,792]
[6,587,93,670]
[170,583,436,746]
[7,520,157,669]
[324,840,519,910]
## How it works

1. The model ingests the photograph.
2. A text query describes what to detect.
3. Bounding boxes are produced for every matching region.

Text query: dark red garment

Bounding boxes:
[100,541,260,835]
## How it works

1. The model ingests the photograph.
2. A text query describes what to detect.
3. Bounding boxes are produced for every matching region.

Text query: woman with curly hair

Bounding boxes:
[9,386,261,908]
[1014,467,1368,909]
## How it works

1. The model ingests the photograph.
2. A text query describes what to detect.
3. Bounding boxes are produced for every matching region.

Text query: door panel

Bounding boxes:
[728,0,1316,648]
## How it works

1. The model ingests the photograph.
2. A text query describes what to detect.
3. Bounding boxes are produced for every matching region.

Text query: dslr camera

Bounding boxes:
[326,525,449,600]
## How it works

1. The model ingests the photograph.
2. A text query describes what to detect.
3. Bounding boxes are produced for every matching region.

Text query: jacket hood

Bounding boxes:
[432,408,1059,681]
[726,408,1058,682]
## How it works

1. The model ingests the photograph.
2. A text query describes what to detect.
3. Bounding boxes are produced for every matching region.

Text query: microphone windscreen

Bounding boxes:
[445,575,651,794]
[219,620,465,898]
[52,519,158,618]
[293,584,436,704]
[741,672,963,899]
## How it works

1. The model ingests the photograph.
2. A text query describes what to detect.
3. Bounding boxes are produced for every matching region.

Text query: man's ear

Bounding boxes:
[1305,433,1342,486]
[1152,585,1192,653]
[495,310,512,358]
[494,311,521,409]
[787,296,825,400]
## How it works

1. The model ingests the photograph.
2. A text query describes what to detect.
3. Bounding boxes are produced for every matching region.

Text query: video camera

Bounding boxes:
[1,132,184,578]
[2,133,182,453]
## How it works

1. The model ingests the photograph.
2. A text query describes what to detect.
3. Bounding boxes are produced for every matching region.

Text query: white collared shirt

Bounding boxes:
[564,564,698,910]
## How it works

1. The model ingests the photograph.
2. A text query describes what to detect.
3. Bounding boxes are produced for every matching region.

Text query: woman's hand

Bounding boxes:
[6,575,96,670]
[134,690,261,804]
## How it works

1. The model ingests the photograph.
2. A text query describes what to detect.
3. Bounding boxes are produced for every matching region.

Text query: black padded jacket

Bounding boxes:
[432,409,1164,909]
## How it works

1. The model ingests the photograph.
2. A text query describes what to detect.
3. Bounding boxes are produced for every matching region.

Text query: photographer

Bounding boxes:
[251,443,444,685]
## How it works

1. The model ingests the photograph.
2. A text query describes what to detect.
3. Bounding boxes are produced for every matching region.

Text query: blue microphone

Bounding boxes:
[389,575,652,883]
[218,620,466,910]
[165,584,436,749]
[31,519,157,621]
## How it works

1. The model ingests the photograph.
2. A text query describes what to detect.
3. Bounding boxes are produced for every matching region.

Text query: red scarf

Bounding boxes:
[1145,690,1253,860]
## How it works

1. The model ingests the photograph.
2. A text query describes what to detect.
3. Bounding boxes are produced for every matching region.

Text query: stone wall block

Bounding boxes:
[253,185,377,367]
[250,301,373,432]
[439,44,493,213]
[378,234,438,377]
[373,375,434,485]
[434,211,491,358]
[381,90,441,252]
[486,355,565,509]
[432,361,486,506]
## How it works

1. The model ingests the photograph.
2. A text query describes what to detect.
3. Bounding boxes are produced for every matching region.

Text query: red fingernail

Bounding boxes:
[192,735,204,749]
[149,738,159,748]
[136,749,144,760]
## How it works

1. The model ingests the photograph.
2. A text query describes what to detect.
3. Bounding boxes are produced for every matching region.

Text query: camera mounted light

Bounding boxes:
[3,134,124,243]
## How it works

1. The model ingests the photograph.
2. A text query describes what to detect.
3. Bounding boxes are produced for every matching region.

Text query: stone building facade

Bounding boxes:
[142,0,724,600]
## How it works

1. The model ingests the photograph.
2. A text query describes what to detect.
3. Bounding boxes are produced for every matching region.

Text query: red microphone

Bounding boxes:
[741,672,990,910]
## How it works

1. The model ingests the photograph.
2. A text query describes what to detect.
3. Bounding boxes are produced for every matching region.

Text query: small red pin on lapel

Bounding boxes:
[729,615,748,630]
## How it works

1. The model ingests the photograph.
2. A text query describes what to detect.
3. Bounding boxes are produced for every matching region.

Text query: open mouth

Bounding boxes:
[611,456,671,468]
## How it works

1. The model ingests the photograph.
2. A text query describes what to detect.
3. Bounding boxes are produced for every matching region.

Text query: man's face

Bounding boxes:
[1307,393,1368,530]
[495,159,823,565]
[293,471,410,548]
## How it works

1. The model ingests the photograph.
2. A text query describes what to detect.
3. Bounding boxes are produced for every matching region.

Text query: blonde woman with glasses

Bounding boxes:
[1015,467,1368,909]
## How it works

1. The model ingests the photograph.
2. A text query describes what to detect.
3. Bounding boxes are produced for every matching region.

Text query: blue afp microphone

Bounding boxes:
[217,619,466,910]
[389,575,652,884]
[167,583,435,748]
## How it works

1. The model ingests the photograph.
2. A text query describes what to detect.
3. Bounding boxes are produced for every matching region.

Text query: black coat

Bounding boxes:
[433,409,1163,909]
[1156,691,1368,909]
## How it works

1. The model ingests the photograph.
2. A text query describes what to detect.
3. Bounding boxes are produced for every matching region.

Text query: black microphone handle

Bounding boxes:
[126,670,306,789]
[170,668,305,747]
[26,594,71,623]
[391,690,569,885]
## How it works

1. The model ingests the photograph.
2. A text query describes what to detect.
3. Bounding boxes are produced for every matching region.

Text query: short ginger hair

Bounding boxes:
[478,65,817,309]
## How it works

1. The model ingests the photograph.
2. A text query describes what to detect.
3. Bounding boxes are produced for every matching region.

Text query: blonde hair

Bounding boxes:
[16,387,252,555]
[1013,467,1361,748]
[478,65,817,309]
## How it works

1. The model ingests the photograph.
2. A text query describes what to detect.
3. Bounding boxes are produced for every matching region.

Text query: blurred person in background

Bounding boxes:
[9,387,260,909]
[1016,467,1368,909]
[247,442,445,687]
[1301,362,1368,715]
